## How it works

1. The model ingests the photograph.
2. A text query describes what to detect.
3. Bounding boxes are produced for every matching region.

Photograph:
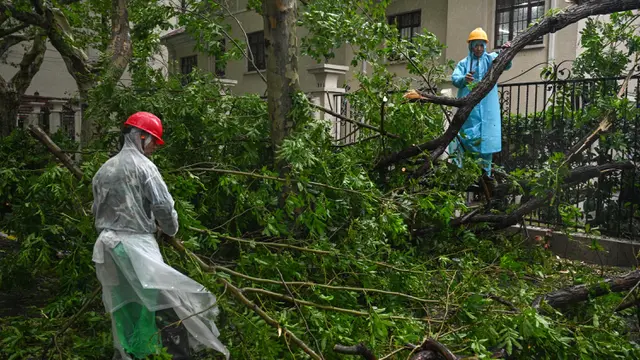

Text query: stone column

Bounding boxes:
[214,78,238,95]
[306,64,350,140]
[73,105,82,142]
[49,100,66,134]
[439,88,455,161]
[29,102,46,127]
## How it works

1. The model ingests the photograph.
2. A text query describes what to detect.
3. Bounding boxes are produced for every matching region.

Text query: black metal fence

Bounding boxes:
[496,69,640,239]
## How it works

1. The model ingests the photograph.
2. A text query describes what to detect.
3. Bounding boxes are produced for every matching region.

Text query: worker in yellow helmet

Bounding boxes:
[450,27,512,180]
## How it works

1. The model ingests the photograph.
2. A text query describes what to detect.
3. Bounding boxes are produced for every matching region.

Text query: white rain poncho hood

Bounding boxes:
[92,127,178,236]
[91,127,229,359]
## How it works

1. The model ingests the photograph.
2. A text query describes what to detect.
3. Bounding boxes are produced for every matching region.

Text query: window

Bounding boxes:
[215,38,226,78]
[62,109,75,140]
[180,55,197,85]
[39,109,50,133]
[388,10,421,41]
[495,0,545,47]
[247,31,265,72]
[17,115,27,129]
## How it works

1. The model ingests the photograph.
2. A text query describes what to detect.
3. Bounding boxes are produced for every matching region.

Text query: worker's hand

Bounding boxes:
[403,89,426,100]
[465,72,475,83]
[501,41,512,49]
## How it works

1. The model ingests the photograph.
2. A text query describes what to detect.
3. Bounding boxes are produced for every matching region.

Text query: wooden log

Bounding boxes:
[534,270,640,310]
[28,124,83,181]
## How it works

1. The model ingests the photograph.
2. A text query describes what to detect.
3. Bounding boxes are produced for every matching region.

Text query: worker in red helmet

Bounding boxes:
[91,112,228,360]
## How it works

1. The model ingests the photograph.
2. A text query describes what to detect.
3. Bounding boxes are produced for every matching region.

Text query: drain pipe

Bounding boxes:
[546,0,557,103]
[548,0,557,66]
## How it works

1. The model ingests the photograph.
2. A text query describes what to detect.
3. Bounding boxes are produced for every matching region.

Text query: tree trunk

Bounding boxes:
[0,93,20,137]
[45,0,131,148]
[0,31,46,137]
[534,270,640,310]
[262,0,301,156]
[77,86,92,148]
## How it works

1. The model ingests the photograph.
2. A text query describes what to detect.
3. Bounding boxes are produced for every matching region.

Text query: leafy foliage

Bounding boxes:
[573,11,640,79]
[1,3,640,360]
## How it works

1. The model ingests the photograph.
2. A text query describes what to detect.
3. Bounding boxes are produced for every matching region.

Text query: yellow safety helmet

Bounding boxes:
[467,27,488,43]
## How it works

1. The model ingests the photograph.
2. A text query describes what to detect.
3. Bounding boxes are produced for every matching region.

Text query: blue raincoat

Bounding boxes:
[450,41,511,173]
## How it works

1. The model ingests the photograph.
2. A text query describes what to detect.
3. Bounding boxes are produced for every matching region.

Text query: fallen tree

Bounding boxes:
[374,0,640,170]
[22,123,640,359]
[3,2,640,359]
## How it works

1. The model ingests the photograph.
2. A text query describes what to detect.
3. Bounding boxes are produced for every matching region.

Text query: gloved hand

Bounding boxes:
[403,89,426,100]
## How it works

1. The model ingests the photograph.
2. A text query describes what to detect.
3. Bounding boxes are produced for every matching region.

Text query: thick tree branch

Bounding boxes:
[46,22,92,86]
[534,270,640,310]
[11,31,47,95]
[0,23,29,38]
[333,344,377,360]
[0,33,33,57]
[102,0,131,84]
[28,125,84,180]
[45,0,132,146]
[0,3,47,26]
[309,103,401,139]
[376,0,640,169]
[456,162,635,229]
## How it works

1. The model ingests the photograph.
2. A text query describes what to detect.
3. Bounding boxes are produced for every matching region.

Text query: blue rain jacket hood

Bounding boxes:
[450,40,512,154]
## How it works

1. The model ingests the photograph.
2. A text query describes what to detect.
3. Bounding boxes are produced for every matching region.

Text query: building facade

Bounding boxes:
[160,0,585,96]
[0,0,617,138]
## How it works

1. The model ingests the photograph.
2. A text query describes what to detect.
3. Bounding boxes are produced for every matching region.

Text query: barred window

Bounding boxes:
[180,55,198,85]
[215,38,226,77]
[495,0,545,47]
[247,31,265,72]
[388,10,421,41]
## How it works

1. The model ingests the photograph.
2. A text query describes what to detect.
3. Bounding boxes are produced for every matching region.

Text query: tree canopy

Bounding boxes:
[1,1,640,359]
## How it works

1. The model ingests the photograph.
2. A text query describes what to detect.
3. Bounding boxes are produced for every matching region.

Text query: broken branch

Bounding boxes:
[375,0,640,169]
[216,266,439,304]
[177,166,381,200]
[165,236,323,359]
[534,270,640,310]
[222,279,323,359]
[28,125,84,181]
[309,103,401,139]
[333,343,377,360]
[451,162,635,229]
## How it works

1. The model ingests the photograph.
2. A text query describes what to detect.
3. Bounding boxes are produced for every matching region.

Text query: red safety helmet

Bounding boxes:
[124,111,165,145]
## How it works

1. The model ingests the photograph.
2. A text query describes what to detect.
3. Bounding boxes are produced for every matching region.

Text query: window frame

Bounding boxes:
[180,55,198,85]
[494,0,545,48]
[214,38,226,78]
[387,9,422,42]
[247,31,266,72]
[62,108,76,140]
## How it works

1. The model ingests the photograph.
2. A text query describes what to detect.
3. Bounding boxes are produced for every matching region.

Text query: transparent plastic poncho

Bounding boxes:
[91,128,229,359]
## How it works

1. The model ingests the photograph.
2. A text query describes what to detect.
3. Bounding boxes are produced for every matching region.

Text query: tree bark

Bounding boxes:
[28,124,84,180]
[47,0,132,148]
[534,270,640,310]
[0,94,20,137]
[375,0,640,170]
[0,30,46,137]
[453,162,635,229]
[262,0,301,155]
[1,0,132,146]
